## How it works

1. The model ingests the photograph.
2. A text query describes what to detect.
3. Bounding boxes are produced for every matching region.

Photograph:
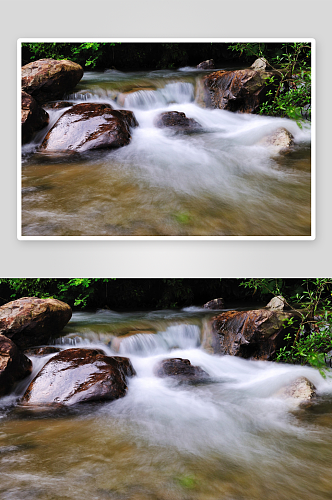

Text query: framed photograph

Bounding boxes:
[18,38,315,240]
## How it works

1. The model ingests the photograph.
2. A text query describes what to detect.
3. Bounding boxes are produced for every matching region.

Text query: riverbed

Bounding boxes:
[1,308,331,500]
[21,68,311,237]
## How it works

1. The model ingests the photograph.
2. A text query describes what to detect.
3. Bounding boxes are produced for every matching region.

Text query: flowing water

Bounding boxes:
[1,308,332,500]
[21,68,311,237]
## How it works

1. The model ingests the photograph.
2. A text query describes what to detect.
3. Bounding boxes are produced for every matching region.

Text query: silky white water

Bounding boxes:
[1,310,331,500]
[21,69,311,236]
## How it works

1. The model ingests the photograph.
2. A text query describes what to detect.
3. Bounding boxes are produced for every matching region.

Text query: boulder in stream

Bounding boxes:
[257,128,294,152]
[22,348,136,406]
[0,297,72,349]
[197,59,215,70]
[21,91,49,144]
[0,335,32,397]
[210,309,299,360]
[21,58,84,104]
[202,68,280,113]
[154,111,201,130]
[276,377,316,403]
[154,358,208,381]
[203,298,224,310]
[40,103,138,153]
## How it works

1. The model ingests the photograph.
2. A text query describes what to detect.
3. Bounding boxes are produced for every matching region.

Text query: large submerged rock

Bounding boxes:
[22,348,136,406]
[154,111,201,131]
[154,357,208,381]
[0,297,72,349]
[210,309,299,360]
[0,335,32,396]
[21,58,83,103]
[202,69,280,113]
[40,103,138,153]
[21,91,49,144]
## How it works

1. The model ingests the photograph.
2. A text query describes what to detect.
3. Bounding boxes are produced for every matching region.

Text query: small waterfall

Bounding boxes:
[118,323,201,356]
[123,82,195,109]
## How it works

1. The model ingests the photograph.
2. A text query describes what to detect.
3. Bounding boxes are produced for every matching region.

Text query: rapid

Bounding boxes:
[21,68,311,237]
[1,308,331,500]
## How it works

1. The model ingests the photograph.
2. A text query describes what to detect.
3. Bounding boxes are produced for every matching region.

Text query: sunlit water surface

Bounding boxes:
[1,309,331,500]
[21,68,311,236]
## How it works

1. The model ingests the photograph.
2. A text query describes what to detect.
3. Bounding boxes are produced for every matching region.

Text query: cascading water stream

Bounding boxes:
[21,68,311,237]
[0,309,331,499]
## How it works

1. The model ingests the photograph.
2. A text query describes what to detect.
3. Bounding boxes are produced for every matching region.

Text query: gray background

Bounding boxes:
[2,0,330,277]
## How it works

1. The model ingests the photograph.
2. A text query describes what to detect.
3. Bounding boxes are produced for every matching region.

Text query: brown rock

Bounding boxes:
[154,111,201,130]
[21,91,49,144]
[203,298,224,310]
[40,103,138,153]
[154,358,208,381]
[22,348,136,406]
[197,59,215,70]
[24,346,61,356]
[211,309,299,360]
[0,335,32,396]
[202,69,280,113]
[42,101,74,110]
[21,58,84,103]
[0,297,72,349]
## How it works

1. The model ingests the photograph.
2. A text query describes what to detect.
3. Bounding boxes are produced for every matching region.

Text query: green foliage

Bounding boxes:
[228,42,311,124]
[241,279,332,373]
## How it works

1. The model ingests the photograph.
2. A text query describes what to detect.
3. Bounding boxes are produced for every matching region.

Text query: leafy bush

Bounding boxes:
[228,42,311,123]
[241,278,332,374]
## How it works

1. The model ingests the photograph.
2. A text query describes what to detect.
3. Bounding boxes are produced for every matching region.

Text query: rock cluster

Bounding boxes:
[0,297,137,408]
[0,297,71,396]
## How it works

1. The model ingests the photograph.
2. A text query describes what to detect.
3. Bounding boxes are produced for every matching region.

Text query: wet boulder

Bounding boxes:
[210,309,299,360]
[257,128,294,152]
[197,59,215,70]
[0,335,32,397]
[154,358,208,381]
[0,297,72,349]
[202,69,280,113]
[21,91,49,144]
[22,348,136,406]
[40,103,138,153]
[154,111,201,130]
[276,377,316,403]
[203,298,224,310]
[21,58,83,104]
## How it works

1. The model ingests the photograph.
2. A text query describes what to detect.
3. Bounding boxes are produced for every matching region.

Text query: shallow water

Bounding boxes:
[1,309,332,500]
[21,68,311,237]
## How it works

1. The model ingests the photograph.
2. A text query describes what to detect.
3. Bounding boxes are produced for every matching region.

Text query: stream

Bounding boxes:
[1,308,332,500]
[21,68,311,237]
